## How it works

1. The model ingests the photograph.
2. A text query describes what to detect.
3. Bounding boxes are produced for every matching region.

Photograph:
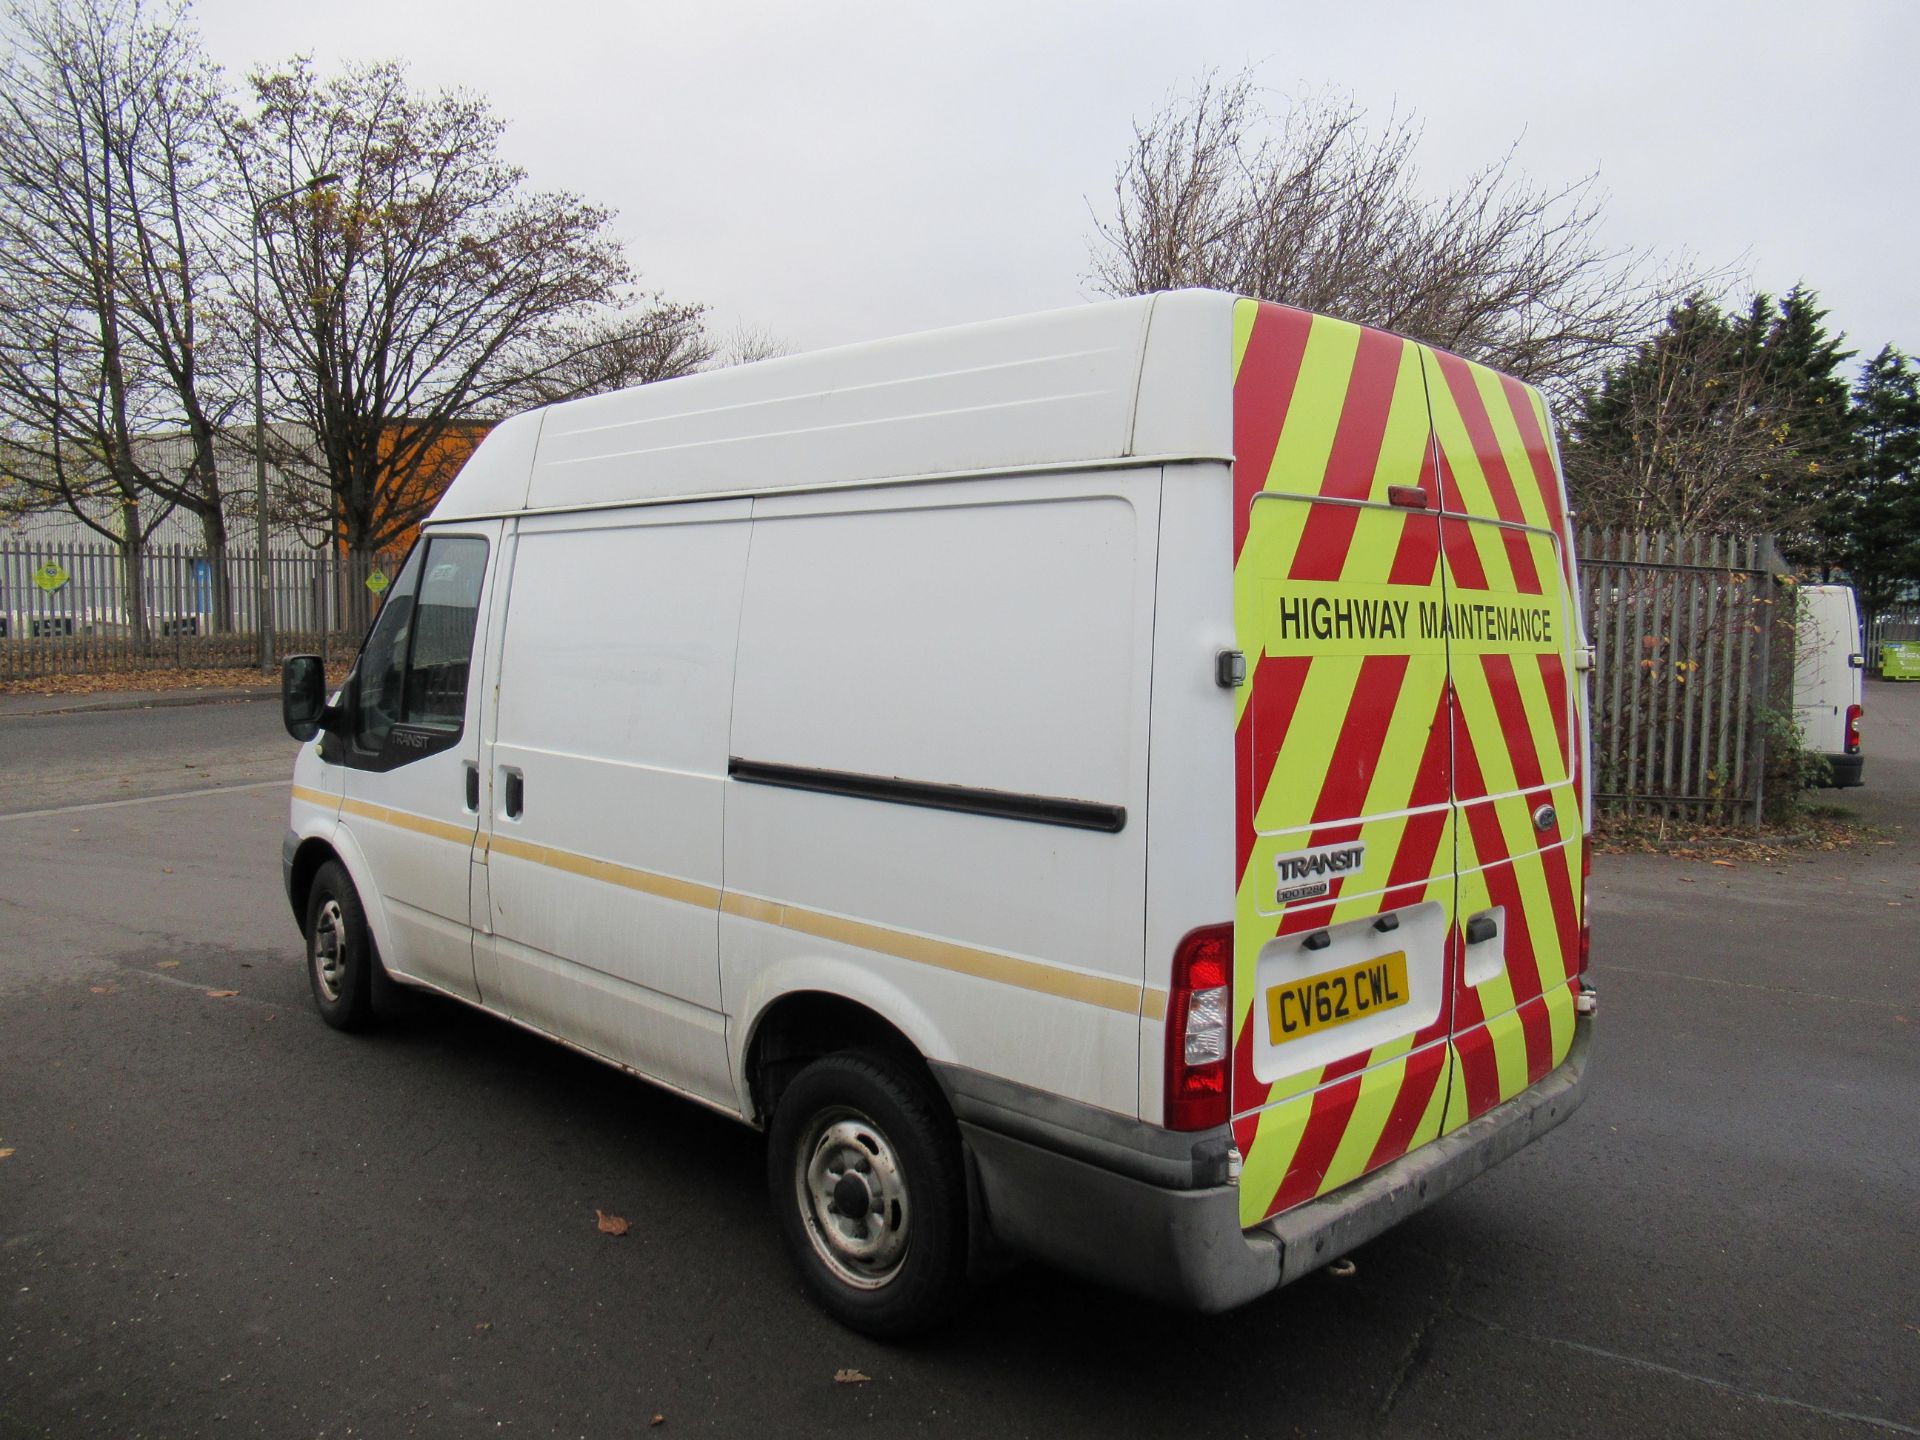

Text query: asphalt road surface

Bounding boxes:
[1,687,1915,1438]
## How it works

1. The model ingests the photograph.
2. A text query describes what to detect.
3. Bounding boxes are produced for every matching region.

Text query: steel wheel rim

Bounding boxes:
[795,1107,911,1290]
[312,897,347,1003]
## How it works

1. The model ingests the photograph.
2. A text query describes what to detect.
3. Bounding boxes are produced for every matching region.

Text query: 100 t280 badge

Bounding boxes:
[1272,841,1366,904]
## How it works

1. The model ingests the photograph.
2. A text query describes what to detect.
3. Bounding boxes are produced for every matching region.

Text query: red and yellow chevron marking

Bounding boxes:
[1229,303,1587,1227]
[1423,347,1586,1133]
[1230,300,1458,1227]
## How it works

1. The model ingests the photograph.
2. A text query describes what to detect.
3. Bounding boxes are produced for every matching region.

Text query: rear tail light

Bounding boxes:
[1845,704,1863,755]
[1578,844,1592,976]
[1165,924,1233,1131]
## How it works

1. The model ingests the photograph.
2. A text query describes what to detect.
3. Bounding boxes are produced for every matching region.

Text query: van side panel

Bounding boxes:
[722,474,1159,1115]
[1138,460,1239,1122]
[1422,349,1584,1132]
[1229,301,1460,1228]
[478,501,750,1108]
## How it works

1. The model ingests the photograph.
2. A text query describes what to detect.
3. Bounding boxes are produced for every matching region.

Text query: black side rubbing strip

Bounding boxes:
[728,758,1126,834]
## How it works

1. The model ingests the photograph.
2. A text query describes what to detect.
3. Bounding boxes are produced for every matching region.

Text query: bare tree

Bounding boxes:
[494,306,714,411]
[710,321,793,369]
[230,58,713,585]
[0,0,247,632]
[1089,73,1703,401]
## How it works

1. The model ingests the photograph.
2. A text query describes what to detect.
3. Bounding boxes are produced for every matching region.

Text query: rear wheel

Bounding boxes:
[305,860,375,1032]
[767,1050,968,1337]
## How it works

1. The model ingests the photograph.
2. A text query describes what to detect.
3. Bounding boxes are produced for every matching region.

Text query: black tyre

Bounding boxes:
[766,1050,969,1338]
[304,859,376,1032]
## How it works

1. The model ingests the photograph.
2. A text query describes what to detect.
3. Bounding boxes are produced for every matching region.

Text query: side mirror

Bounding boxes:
[1848,652,1866,669]
[282,654,330,742]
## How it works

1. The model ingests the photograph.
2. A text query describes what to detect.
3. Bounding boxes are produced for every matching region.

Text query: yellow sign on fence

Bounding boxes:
[31,561,70,593]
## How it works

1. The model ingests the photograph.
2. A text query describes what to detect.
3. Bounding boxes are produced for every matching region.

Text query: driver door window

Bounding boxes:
[351,535,489,766]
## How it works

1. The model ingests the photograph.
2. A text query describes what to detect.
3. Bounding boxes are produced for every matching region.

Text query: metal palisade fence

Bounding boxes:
[1865,602,1920,663]
[0,537,405,680]
[1575,528,1790,824]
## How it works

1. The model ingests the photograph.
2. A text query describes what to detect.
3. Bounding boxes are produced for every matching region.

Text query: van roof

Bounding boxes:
[431,290,1241,519]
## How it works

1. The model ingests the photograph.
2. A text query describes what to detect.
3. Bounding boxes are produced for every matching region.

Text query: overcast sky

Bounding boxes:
[188,0,1917,374]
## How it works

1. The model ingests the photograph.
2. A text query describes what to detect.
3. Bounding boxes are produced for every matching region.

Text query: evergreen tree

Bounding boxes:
[1842,346,1920,621]
[1563,288,1857,554]
[1748,287,1857,564]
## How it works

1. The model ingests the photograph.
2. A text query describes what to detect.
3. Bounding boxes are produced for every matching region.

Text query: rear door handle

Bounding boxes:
[1465,913,1499,945]
[464,762,480,812]
[503,769,524,820]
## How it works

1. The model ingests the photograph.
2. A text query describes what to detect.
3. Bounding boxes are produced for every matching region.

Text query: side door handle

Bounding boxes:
[1465,913,1499,945]
[464,762,480,812]
[503,768,524,820]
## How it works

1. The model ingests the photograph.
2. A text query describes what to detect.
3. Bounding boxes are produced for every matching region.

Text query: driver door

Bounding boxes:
[336,524,502,1000]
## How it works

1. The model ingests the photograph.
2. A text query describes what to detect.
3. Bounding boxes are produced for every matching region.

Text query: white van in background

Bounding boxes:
[278,291,1596,1335]
[1794,584,1865,787]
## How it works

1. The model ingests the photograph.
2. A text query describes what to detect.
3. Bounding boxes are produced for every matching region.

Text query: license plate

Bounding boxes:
[1266,951,1410,1044]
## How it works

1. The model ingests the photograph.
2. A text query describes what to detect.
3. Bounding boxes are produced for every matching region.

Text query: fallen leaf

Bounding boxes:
[206,989,238,999]
[0,1148,15,1159]
[650,1416,666,1428]
[473,1321,492,1333]
[89,985,114,995]
[834,1369,871,1385]
[1711,860,1736,868]
[160,867,174,875]
[156,961,180,970]
[595,1209,629,1236]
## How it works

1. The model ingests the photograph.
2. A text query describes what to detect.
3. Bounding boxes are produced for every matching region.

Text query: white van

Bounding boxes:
[1793,584,1865,787]
[280,291,1596,1335]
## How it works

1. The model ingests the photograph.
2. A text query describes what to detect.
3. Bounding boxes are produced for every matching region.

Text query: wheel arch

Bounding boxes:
[286,824,397,969]
[287,835,339,928]
[741,987,946,1130]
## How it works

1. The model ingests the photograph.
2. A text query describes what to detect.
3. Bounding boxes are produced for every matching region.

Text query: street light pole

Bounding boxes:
[254,173,341,674]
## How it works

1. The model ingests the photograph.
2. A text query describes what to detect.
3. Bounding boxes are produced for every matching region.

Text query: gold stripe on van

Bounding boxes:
[331,797,1152,1017]
[487,833,723,910]
[339,796,479,848]
[721,892,1144,1015]
[291,785,336,808]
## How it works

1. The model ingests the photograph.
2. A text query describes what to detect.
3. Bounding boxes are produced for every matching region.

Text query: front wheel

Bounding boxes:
[305,859,376,1032]
[766,1051,969,1337]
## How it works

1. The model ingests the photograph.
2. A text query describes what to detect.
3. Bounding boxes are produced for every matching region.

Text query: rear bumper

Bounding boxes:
[953,1015,1593,1313]
[1825,753,1864,788]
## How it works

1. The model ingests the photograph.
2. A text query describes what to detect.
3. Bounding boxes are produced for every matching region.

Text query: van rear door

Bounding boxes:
[1421,348,1584,1132]
[1229,302,1459,1229]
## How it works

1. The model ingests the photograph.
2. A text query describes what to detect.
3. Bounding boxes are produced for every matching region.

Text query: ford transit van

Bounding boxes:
[280,290,1596,1335]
